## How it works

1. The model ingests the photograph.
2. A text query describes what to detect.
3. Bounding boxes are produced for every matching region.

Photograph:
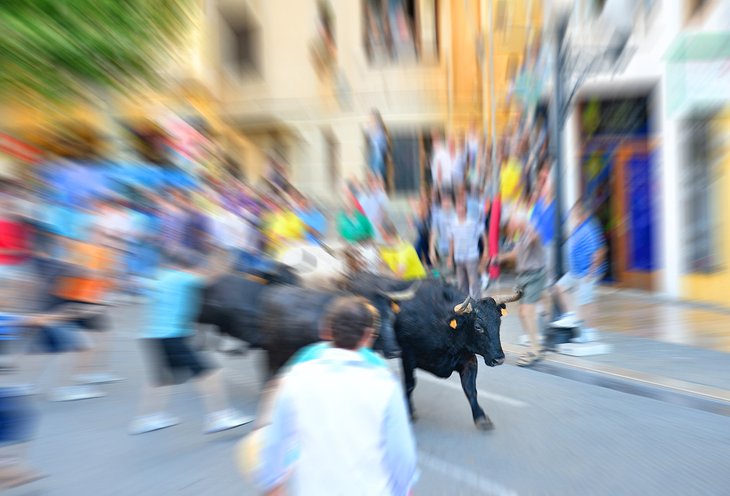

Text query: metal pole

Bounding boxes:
[551,16,568,280]
[487,0,498,190]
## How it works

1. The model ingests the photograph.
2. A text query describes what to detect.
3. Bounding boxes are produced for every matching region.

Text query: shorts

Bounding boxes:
[143,337,212,386]
[50,297,109,332]
[28,325,83,354]
[557,272,599,306]
[515,269,547,304]
[0,390,37,444]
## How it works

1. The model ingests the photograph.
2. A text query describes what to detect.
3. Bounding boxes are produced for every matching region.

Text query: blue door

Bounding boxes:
[626,151,655,271]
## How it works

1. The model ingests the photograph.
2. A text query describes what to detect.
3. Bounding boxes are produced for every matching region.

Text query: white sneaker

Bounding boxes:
[204,409,254,434]
[49,385,106,402]
[551,312,580,328]
[571,328,600,343]
[518,335,544,347]
[75,372,124,385]
[129,413,180,435]
[480,274,490,291]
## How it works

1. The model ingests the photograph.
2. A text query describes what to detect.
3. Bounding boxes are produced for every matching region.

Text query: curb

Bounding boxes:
[503,344,730,417]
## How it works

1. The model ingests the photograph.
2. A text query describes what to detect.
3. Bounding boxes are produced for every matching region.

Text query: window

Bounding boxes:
[221,5,260,76]
[684,113,722,272]
[495,0,507,31]
[363,0,438,64]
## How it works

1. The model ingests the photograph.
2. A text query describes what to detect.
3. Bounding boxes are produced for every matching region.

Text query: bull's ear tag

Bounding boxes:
[501,308,508,316]
[449,319,458,329]
[391,302,400,313]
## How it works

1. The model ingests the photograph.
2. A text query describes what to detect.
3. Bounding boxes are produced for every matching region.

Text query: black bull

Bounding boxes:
[197,273,521,430]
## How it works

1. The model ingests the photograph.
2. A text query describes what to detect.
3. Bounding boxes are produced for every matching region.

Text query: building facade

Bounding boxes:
[204,0,539,198]
[559,0,730,304]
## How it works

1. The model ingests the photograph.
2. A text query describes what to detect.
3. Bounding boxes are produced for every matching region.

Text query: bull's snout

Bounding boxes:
[488,357,505,367]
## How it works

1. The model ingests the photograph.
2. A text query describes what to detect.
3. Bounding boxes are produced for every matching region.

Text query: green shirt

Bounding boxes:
[337,211,374,243]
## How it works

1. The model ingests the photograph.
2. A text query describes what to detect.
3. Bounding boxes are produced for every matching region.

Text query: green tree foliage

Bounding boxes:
[0,0,193,100]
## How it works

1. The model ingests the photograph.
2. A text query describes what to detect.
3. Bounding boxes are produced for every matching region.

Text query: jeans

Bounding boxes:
[455,259,481,298]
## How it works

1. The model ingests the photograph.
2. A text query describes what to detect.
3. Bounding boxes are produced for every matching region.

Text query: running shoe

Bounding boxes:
[550,312,580,328]
[129,413,180,435]
[204,409,254,434]
[49,385,106,402]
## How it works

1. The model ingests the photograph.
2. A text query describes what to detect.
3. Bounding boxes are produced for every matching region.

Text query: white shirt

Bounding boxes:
[431,146,453,186]
[212,210,240,250]
[251,348,418,496]
[358,190,388,229]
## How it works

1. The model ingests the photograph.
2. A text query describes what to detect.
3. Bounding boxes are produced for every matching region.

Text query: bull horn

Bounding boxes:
[381,280,422,301]
[454,296,474,314]
[489,289,524,306]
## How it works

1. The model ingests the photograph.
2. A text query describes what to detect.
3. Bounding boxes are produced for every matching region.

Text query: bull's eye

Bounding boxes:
[475,324,485,334]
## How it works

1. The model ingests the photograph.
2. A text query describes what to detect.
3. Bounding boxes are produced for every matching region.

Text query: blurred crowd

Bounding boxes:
[0,104,608,491]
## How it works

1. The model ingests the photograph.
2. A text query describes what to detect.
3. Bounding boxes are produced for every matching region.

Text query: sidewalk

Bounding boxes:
[496,283,730,395]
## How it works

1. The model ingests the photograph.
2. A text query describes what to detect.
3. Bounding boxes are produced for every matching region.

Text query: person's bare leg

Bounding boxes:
[136,383,171,417]
[468,260,480,298]
[0,443,44,488]
[553,284,574,316]
[69,337,95,378]
[193,369,229,414]
[14,352,50,389]
[519,303,541,354]
[577,302,597,328]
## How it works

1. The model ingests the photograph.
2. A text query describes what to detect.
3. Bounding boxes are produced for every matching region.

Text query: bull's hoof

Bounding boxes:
[384,350,402,359]
[475,416,494,431]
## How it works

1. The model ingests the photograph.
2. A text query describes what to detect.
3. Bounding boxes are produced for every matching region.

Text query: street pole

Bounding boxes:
[550,15,568,281]
[487,0,498,190]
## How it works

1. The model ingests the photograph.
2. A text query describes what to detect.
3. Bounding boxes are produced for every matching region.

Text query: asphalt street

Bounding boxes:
[12,306,730,496]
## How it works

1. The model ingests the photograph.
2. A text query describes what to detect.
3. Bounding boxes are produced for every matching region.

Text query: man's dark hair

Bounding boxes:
[324,297,378,350]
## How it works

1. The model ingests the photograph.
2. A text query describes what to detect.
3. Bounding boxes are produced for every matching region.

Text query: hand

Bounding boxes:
[429,250,436,263]
[447,259,453,270]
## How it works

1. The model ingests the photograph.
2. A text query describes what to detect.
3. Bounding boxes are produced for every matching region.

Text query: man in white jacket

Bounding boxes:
[239,296,418,496]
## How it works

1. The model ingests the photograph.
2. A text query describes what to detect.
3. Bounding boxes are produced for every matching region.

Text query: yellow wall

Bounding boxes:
[681,108,730,306]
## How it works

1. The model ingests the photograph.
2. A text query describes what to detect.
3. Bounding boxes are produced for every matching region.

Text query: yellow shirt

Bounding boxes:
[500,158,522,203]
[379,241,427,280]
[266,211,305,254]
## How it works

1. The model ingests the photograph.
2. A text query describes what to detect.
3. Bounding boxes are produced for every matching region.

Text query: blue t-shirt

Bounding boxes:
[568,217,607,278]
[143,269,204,339]
[45,205,93,241]
[296,208,327,243]
[288,342,387,369]
[531,198,555,245]
[182,211,209,253]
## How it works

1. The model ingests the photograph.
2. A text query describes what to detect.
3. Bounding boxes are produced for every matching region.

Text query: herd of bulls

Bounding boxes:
[197,261,521,431]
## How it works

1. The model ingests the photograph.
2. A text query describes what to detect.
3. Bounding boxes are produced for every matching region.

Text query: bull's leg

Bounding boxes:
[459,354,493,431]
[401,350,418,421]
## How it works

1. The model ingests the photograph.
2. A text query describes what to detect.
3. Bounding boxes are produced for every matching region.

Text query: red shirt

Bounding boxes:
[0,219,29,265]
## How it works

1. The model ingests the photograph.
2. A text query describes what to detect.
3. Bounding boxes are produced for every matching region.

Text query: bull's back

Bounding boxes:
[259,286,341,370]
[198,274,281,347]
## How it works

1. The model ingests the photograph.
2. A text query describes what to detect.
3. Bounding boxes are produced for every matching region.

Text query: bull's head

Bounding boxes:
[452,289,522,367]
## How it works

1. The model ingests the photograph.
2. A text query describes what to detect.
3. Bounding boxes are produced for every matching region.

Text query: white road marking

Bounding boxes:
[418,451,519,496]
[417,372,530,408]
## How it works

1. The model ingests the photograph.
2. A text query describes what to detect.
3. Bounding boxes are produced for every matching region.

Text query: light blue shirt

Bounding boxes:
[296,208,327,243]
[288,342,387,369]
[450,218,483,263]
[142,269,204,339]
[432,207,455,254]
